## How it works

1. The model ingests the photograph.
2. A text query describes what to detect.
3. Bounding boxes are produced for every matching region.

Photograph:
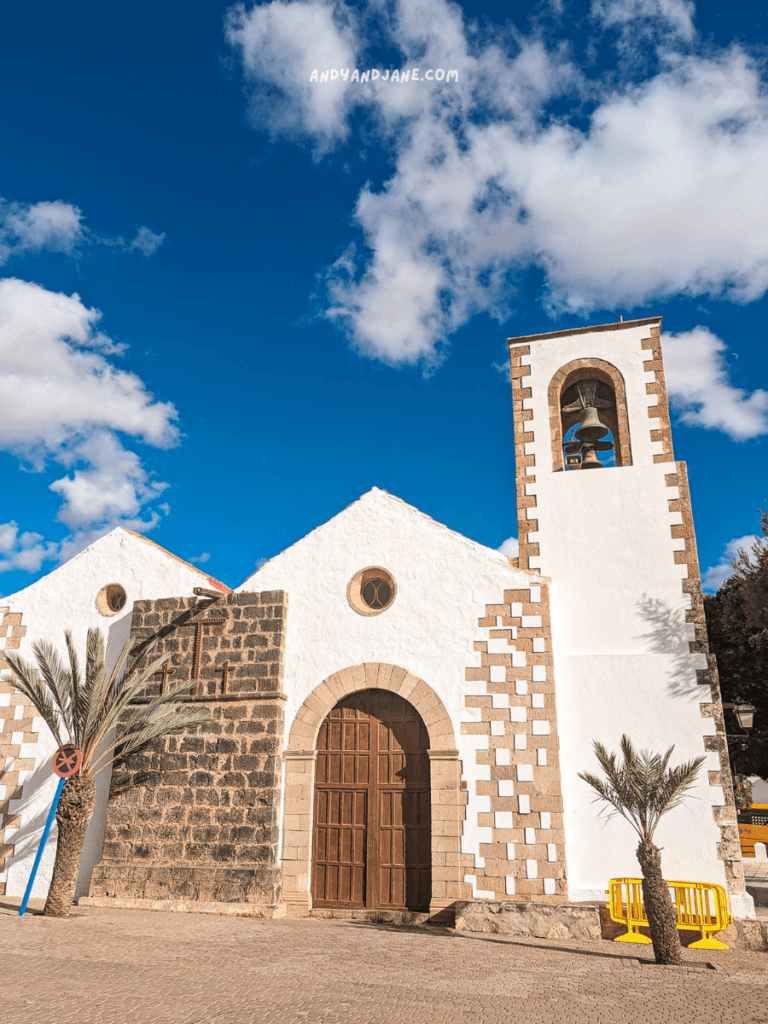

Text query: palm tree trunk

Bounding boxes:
[636,838,684,966]
[43,771,96,917]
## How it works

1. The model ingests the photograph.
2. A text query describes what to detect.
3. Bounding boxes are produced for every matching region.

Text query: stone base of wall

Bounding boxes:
[455,900,602,940]
[79,896,285,918]
[89,863,281,906]
[715,918,768,951]
[455,899,768,951]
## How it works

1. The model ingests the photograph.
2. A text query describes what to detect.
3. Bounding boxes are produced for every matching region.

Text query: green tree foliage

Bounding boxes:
[704,509,768,780]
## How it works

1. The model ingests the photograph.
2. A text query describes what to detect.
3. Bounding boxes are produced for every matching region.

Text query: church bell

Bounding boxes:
[579,444,604,469]
[573,406,609,443]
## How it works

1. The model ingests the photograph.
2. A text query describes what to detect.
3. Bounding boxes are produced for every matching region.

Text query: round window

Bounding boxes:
[347,567,397,616]
[96,583,128,617]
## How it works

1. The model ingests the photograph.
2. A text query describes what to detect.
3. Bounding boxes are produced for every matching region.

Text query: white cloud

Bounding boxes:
[0,198,165,264]
[701,533,761,592]
[190,551,212,564]
[663,327,768,440]
[498,536,519,557]
[493,357,512,382]
[0,279,178,458]
[49,432,167,531]
[592,0,695,40]
[0,522,58,575]
[229,0,768,372]
[0,200,85,262]
[0,278,179,572]
[125,226,166,257]
[225,0,360,154]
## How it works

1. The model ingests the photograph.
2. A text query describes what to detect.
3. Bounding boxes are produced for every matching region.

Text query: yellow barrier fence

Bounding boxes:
[606,878,732,950]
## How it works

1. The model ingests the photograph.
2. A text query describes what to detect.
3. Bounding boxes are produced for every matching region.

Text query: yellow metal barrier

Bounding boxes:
[606,878,732,950]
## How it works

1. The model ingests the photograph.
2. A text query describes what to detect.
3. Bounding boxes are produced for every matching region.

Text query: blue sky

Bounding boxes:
[0,0,766,595]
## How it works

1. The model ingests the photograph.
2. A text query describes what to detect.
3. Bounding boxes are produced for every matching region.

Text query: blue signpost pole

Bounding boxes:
[18,775,66,916]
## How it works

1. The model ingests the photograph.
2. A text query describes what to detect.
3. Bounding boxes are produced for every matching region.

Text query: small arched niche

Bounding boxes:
[548,360,632,472]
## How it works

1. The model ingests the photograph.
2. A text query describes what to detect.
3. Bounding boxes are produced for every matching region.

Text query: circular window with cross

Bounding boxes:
[96,583,128,617]
[347,566,397,616]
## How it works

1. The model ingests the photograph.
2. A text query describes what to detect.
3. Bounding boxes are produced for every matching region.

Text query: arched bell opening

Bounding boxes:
[548,361,633,472]
[561,378,617,470]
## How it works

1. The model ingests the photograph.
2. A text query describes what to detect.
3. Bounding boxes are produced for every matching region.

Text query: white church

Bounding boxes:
[0,317,751,923]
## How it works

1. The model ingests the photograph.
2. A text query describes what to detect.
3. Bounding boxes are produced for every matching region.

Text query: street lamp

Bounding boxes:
[736,707,756,731]
[723,703,756,732]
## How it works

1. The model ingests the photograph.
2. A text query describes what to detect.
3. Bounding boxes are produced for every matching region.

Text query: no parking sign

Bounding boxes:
[52,745,82,778]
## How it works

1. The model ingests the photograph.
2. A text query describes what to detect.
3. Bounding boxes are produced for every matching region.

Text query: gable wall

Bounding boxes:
[240,492,569,906]
[0,530,230,902]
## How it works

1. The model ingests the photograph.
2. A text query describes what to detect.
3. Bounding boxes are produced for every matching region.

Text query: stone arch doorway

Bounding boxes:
[313,690,431,911]
[281,663,466,916]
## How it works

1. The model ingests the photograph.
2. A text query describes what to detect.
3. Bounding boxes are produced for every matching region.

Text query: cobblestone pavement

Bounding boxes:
[2,899,767,1024]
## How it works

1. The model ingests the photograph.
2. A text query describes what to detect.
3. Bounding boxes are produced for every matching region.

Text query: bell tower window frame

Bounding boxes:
[547,359,633,472]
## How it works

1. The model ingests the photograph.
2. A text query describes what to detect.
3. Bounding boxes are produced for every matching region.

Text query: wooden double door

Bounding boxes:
[311,690,432,910]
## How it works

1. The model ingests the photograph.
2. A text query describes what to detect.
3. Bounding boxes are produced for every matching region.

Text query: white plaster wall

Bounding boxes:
[554,648,724,896]
[237,488,546,862]
[537,465,690,654]
[1,528,228,901]
[511,323,728,902]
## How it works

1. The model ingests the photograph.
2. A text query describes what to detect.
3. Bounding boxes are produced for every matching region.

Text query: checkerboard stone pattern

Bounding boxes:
[89,592,287,908]
[462,583,566,901]
[0,607,33,897]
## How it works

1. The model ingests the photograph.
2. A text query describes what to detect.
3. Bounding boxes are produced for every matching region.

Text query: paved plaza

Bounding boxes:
[2,899,767,1024]
[745,859,768,912]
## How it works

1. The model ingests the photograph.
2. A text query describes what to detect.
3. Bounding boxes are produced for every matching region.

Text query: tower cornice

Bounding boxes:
[507,316,662,348]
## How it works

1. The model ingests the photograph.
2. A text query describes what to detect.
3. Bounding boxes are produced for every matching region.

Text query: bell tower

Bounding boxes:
[507,318,749,913]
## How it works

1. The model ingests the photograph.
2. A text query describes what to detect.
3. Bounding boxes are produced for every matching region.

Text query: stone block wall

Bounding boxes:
[461,583,567,902]
[0,607,33,897]
[89,591,287,907]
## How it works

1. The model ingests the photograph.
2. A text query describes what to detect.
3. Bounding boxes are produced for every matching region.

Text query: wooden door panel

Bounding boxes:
[312,690,431,911]
[312,787,367,907]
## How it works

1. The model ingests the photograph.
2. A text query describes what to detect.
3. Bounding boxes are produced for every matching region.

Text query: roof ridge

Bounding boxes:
[241,488,550,585]
[119,529,231,592]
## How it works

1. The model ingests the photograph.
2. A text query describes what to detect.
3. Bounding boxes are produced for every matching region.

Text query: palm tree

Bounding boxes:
[5,628,211,918]
[579,735,706,966]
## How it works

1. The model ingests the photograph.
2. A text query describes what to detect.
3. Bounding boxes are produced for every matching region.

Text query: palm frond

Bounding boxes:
[81,635,143,762]
[2,652,65,746]
[82,650,176,763]
[66,629,90,743]
[104,635,137,703]
[9,627,213,782]
[94,709,210,776]
[93,671,202,758]
[32,638,76,738]
[579,734,706,842]
[91,697,210,776]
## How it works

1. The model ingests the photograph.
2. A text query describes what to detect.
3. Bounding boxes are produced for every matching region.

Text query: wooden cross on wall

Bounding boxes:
[154,662,176,695]
[220,661,235,695]
[190,619,226,695]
